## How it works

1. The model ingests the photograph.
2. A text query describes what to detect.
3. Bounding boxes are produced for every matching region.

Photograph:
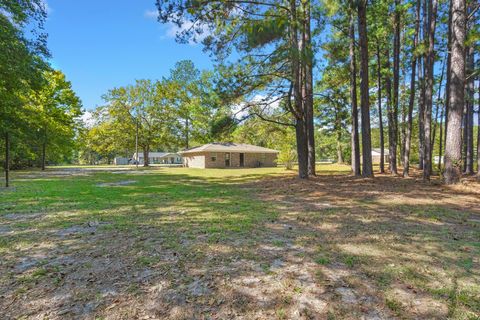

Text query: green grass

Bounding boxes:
[314,255,330,265]
[0,167,299,254]
[1,163,478,319]
[342,254,363,268]
[385,297,404,316]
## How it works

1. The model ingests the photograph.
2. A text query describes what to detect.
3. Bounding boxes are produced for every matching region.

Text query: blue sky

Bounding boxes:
[45,0,213,111]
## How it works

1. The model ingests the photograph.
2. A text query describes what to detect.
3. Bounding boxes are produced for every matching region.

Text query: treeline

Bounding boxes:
[2,0,479,186]
[1,1,83,187]
[81,59,299,166]
[79,60,234,165]
[157,0,479,184]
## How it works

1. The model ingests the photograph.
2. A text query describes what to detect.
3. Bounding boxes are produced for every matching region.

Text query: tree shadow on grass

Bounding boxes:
[0,168,479,319]
[249,172,479,318]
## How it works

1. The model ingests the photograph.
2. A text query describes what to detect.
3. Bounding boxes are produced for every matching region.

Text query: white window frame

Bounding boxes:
[211,152,217,162]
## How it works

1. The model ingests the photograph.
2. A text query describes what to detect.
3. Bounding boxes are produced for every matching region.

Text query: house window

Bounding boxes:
[261,153,266,161]
[211,153,217,162]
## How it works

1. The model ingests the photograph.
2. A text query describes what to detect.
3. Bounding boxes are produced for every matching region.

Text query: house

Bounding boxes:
[179,143,279,169]
[114,157,129,165]
[371,148,390,164]
[132,152,182,165]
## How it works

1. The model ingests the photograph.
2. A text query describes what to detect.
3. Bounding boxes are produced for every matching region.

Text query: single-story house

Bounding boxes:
[371,148,390,164]
[114,157,129,165]
[179,143,279,169]
[132,152,182,165]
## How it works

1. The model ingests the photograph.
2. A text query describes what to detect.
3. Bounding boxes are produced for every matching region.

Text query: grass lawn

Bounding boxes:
[0,165,479,319]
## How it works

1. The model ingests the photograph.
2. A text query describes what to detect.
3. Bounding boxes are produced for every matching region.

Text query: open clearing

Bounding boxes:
[0,165,479,319]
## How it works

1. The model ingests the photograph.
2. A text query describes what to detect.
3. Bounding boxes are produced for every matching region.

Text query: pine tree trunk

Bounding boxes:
[5,132,9,188]
[418,57,425,170]
[477,81,480,178]
[423,0,437,181]
[400,74,406,167]
[431,104,439,159]
[391,0,401,175]
[289,0,308,179]
[357,0,373,178]
[464,44,474,174]
[444,0,452,148]
[431,59,445,166]
[384,48,396,174]
[304,0,315,176]
[296,119,309,179]
[337,126,344,164]
[334,107,344,164]
[349,10,361,176]
[418,0,428,170]
[403,0,421,177]
[400,54,408,168]
[376,45,385,174]
[444,0,466,184]
[438,98,445,172]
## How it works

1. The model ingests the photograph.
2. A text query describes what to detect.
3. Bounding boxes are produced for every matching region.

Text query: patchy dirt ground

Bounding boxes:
[0,166,479,319]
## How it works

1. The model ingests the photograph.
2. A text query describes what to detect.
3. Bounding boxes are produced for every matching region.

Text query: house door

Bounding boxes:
[239,153,244,167]
[225,153,231,167]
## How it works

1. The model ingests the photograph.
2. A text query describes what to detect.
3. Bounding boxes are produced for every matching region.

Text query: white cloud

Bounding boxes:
[80,111,95,128]
[145,10,210,45]
[144,9,158,19]
[161,20,211,45]
[40,0,52,15]
[232,94,281,120]
[249,94,281,109]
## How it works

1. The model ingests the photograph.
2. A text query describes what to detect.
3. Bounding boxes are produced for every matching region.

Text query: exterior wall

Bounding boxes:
[195,152,277,168]
[244,152,277,167]
[371,154,389,164]
[204,152,226,168]
[183,152,205,168]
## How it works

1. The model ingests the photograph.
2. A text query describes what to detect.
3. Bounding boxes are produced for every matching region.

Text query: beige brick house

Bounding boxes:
[179,143,279,169]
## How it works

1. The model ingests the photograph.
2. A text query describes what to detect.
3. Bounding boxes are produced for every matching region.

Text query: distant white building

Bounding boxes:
[114,157,129,165]
[132,152,182,165]
[371,148,390,164]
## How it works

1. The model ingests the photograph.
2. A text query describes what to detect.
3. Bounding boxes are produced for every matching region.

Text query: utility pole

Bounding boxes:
[135,117,139,169]
[5,132,9,188]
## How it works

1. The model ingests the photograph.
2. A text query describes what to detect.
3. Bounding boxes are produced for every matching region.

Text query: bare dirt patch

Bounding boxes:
[96,180,137,187]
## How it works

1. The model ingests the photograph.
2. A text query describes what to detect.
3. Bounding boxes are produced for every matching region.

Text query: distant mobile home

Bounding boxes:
[114,157,129,165]
[371,148,390,164]
[132,152,182,165]
[179,143,279,169]
[360,148,390,164]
